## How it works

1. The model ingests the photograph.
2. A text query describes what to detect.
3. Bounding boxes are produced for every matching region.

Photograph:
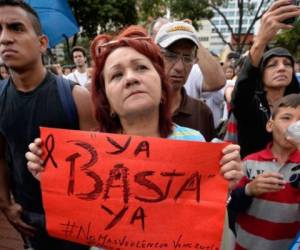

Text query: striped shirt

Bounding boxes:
[234,145,300,250]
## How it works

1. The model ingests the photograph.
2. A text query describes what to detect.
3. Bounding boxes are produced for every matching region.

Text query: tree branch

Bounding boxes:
[208,2,235,37]
[240,0,270,51]
[208,18,234,51]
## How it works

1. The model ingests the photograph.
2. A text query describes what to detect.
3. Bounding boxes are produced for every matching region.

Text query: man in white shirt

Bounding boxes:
[66,46,88,86]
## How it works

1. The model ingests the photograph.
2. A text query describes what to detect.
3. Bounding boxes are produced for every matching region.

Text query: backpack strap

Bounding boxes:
[0,79,9,96]
[56,76,79,129]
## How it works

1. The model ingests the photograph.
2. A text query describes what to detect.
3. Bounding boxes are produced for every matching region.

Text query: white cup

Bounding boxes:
[287,120,300,142]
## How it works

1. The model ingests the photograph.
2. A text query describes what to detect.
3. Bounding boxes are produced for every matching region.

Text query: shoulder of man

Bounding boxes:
[54,75,79,128]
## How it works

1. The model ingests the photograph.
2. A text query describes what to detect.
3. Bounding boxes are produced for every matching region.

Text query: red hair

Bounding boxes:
[90,25,173,137]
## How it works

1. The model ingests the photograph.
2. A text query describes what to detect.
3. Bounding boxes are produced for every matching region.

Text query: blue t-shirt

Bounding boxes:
[168,124,205,142]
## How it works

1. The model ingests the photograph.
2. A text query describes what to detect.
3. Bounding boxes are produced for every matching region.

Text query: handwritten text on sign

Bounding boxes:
[40,127,228,250]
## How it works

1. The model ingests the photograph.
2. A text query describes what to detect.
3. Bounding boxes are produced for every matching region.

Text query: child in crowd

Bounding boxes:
[228,94,300,250]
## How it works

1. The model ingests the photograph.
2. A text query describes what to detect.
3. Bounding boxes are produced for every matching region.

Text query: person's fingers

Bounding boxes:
[34,137,42,145]
[263,177,286,186]
[222,144,240,154]
[259,172,285,183]
[222,168,244,181]
[270,2,300,17]
[261,172,284,177]
[275,9,300,24]
[25,152,43,165]
[27,161,43,180]
[248,181,285,196]
[268,0,298,12]
[260,2,299,31]
[28,139,43,156]
[25,151,43,164]
[220,144,243,182]
[28,143,42,156]
[27,160,44,172]
[220,151,241,168]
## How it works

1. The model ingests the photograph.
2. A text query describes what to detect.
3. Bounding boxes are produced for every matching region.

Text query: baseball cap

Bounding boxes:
[154,21,199,48]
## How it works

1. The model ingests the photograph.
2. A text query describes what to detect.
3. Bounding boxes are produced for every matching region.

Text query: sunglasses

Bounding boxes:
[96,37,152,57]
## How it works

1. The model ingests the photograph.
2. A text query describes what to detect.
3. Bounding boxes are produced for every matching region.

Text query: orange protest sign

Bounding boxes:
[40,127,228,250]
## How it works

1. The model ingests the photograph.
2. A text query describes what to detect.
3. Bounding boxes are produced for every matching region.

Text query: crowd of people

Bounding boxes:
[0,0,299,250]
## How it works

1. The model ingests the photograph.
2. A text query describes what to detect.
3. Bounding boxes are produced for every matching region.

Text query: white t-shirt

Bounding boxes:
[184,64,227,127]
[66,69,88,86]
[184,64,204,99]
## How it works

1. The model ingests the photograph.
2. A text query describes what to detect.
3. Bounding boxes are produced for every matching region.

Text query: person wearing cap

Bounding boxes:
[155,21,216,141]
[231,0,300,159]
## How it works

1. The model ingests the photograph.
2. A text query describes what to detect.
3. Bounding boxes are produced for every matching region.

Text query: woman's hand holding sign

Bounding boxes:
[26,138,44,180]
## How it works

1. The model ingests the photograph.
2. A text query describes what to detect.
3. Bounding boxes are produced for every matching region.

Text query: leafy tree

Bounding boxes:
[69,0,138,38]
[171,0,214,29]
[139,0,219,28]
[62,0,138,61]
[273,20,300,60]
[137,0,167,22]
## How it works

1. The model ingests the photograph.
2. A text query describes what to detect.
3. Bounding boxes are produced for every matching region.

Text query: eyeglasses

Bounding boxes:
[96,37,152,57]
[160,48,196,65]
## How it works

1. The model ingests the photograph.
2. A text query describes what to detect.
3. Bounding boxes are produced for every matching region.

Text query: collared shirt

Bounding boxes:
[244,142,300,165]
[232,144,300,250]
[172,88,215,142]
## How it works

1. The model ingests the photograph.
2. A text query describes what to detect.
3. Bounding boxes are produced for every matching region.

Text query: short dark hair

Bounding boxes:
[272,94,300,119]
[0,0,42,35]
[71,46,87,59]
[227,52,240,60]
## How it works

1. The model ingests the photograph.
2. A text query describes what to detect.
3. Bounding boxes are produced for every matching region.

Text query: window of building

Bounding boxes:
[199,37,209,42]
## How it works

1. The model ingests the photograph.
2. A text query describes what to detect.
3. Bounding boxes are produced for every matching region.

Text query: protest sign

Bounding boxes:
[40,127,228,250]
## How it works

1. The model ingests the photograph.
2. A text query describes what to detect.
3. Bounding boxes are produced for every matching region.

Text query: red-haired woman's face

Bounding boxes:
[103,47,162,119]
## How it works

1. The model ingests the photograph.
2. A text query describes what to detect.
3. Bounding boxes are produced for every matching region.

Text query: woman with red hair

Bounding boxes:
[89,25,176,139]
[26,26,243,194]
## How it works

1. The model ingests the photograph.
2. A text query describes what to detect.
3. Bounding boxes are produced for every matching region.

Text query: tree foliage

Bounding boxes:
[273,20,300,60]
[139,0,220,28]
[68,0,138,39]
[63,0,137,61]
[138,0,167,21]
[171,0,214,28]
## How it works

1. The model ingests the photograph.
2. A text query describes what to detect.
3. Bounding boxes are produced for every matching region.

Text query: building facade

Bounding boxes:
[198,0,271,56]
